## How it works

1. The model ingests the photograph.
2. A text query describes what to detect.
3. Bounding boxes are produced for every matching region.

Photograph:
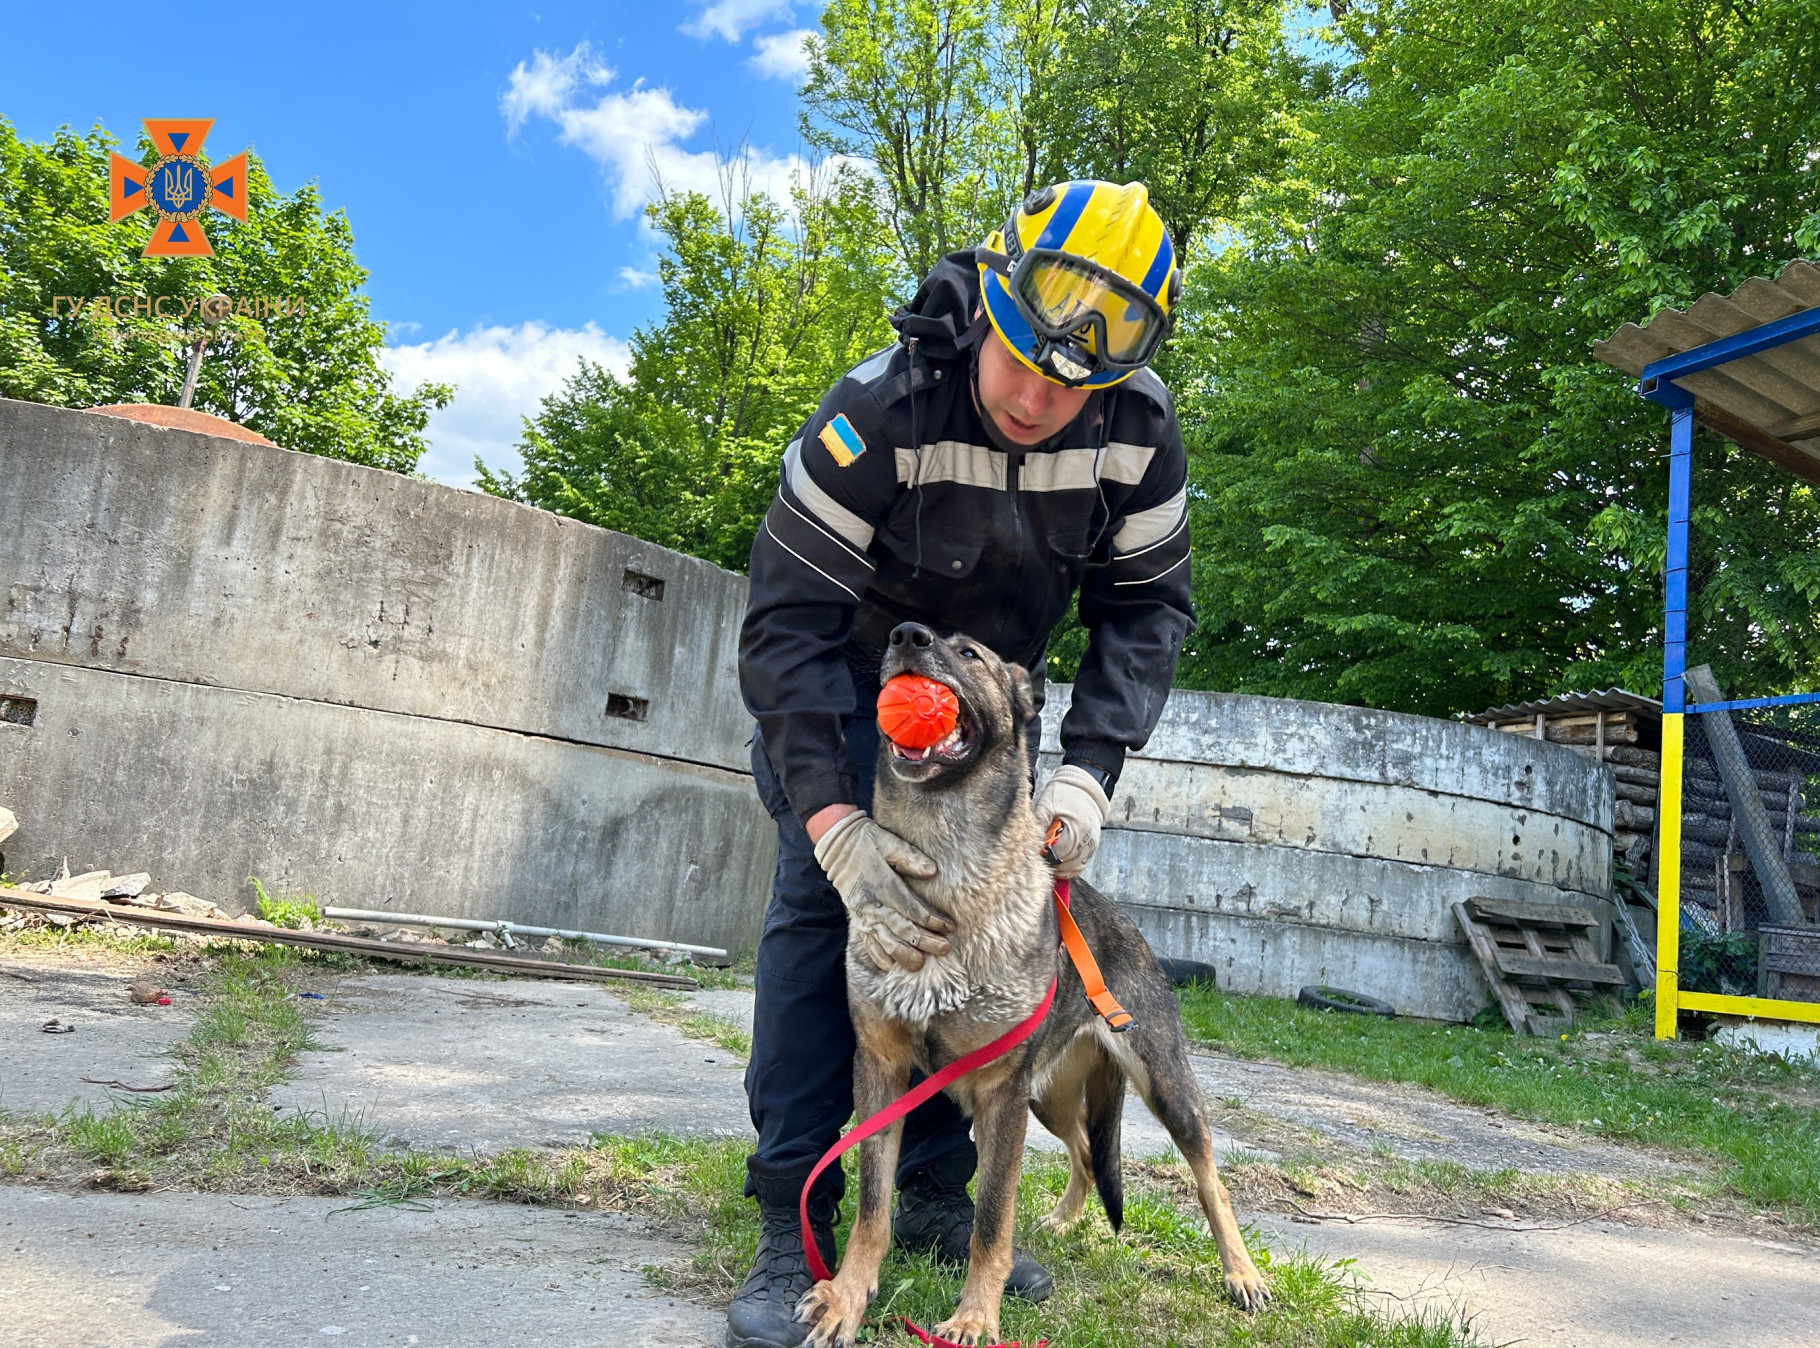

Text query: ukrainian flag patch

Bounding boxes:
[819,413,866,467]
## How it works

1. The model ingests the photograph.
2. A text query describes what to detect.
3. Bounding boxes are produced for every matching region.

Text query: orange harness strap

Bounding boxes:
[1053,877,1134,1033]
[1042,819,1135,1033]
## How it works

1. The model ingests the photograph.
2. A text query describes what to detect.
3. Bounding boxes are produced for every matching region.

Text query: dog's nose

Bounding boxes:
[890,622,936,650]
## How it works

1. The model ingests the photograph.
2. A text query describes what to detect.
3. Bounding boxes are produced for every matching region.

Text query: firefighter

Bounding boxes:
[731,180,1192,1348]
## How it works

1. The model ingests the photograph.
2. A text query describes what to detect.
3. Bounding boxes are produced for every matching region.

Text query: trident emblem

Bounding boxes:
[110,119,249,257]
[161,163,198,214]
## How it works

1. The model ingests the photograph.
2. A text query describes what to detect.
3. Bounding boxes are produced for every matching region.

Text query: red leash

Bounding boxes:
[801,870,1123,1348]
[796,971,1055,1348]
[799,974,1057,1283]
[896,1316,1045,1347]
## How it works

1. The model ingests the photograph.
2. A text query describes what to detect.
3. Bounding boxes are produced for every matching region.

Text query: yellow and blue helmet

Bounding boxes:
[977,180,1182,389]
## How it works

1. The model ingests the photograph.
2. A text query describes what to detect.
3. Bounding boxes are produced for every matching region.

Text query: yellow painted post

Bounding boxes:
[1655,713,1684,1039]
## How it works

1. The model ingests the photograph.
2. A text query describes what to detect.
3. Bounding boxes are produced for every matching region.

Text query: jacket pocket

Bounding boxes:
[1040,495,1102,563]
[876,496,990,579]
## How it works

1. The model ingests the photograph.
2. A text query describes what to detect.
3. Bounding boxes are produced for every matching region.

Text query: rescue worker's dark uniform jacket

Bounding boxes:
[739,253,1194,816]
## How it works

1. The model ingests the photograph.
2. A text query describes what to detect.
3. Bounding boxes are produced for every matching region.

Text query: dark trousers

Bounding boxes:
[743,701,975,1211]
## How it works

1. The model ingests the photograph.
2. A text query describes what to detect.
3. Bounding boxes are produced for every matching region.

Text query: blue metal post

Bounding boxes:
[1659,389,1696,713]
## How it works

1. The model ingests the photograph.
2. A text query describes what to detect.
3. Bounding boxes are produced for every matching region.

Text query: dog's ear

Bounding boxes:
[1007,662,1037,726]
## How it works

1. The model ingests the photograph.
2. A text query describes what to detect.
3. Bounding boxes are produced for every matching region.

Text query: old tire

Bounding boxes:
[1297,985,1396,1017]
[1157,957,1218,989]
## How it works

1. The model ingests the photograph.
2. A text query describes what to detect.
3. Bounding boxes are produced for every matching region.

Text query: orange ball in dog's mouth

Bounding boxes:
[877,674,959,751]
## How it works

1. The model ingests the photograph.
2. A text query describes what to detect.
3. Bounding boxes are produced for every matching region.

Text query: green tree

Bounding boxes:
[1176,0,1820,715]
[801,0,1305,276]
[0,118,449,473]
[481,167,899,572]
[802,0,1019,280]
[1027,0,1313,253]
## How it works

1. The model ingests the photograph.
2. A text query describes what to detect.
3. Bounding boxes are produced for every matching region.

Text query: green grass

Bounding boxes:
[31,944,383,1188]
[610,1136,1476,1348]
[1177,986,1820,1222]
[0,921,184,958]
[585,946,754,990]
[610,985,752,1057]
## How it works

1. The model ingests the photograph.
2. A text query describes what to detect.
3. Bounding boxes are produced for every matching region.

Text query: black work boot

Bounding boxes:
[894,1152,1054,1302]
[726,1190,840,1348]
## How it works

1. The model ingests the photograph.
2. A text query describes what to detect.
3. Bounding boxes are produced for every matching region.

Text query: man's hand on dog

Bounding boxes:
[811,809,955,971]
[1036,765,1111,878]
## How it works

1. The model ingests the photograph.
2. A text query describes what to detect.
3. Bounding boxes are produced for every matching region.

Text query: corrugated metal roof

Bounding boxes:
[1468,688,1663,727]
[1594,259,1820,466]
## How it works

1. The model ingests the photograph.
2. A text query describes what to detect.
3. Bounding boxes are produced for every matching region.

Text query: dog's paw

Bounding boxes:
[933,1308,1000,1346]
[1036,1205,1082,1234]
[796,1278,867,1348]
[1224,1262,1272,1312]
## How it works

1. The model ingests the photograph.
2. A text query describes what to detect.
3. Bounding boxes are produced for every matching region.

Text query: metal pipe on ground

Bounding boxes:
[320,908,728,959]
[0,888,700,989]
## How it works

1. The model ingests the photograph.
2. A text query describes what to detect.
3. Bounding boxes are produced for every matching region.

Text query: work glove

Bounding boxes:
[1035,764,1111,879]
[813,811,954,972]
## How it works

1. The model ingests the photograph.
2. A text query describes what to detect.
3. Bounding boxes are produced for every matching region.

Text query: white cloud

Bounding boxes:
[502,42,815,217]
[683,0,793,42]
[500,45,615,135]
[617,266,660,288]
[750,29,813,81]
[384,322,631,488]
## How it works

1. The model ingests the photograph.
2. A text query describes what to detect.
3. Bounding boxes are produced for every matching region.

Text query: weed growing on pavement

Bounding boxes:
[1177,986,1820,1223]
[1,943,370,1189]
[585,947,754,990]
[251,877,323,930]
[610,985,751,1057]
[0,922,182,958]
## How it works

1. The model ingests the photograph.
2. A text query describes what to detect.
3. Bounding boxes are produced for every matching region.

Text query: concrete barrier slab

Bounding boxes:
[0,657,773,952]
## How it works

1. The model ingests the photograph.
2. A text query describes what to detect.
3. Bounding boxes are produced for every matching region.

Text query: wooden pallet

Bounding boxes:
[1453,896,1624,1036]
[1758,924,1820,1004]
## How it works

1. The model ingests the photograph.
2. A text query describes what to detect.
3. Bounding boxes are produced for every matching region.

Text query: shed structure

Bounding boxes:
[1596,259,1820,1036]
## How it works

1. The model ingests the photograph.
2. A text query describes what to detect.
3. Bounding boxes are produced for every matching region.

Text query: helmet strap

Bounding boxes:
[974,246,1014,277]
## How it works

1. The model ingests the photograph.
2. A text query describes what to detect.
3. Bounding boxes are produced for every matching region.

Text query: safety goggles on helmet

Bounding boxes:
[981,245,1173,379]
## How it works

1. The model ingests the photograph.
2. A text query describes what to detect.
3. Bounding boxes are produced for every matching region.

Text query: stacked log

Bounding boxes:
[1488,709,1643,749]
[1484,703,1819,927]
[1602,745,1662,869]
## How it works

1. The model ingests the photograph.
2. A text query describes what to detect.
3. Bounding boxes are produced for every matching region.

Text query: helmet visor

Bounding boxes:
[1012,250,1169,368]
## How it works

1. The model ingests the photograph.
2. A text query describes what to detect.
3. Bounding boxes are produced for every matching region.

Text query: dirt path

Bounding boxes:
[1190,1052,1696,1180]
[1257,1211,1820,1348]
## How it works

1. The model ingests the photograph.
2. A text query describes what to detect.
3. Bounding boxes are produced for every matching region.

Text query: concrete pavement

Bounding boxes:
[0,1187,721,1348]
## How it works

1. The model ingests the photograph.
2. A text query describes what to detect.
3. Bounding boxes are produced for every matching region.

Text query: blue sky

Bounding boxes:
[0,0,820,484]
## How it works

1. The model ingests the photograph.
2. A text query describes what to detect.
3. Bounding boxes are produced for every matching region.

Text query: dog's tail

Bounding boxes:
[1084,1051,1126,1231]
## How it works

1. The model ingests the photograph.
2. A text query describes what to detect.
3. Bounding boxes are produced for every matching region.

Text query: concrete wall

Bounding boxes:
[0,395,1615,991]
[1040,686,1616,1021]
[0,399,774,954]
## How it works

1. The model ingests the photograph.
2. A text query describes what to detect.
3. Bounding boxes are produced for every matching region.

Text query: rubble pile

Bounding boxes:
[0,857,282,938]
[0,855,472,948]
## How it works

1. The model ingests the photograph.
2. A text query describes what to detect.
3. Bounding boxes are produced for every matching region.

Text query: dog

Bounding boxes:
[796,621,1269,1348]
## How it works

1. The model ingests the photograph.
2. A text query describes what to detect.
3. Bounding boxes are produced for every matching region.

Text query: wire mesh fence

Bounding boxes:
[1677,699,1820,1003]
